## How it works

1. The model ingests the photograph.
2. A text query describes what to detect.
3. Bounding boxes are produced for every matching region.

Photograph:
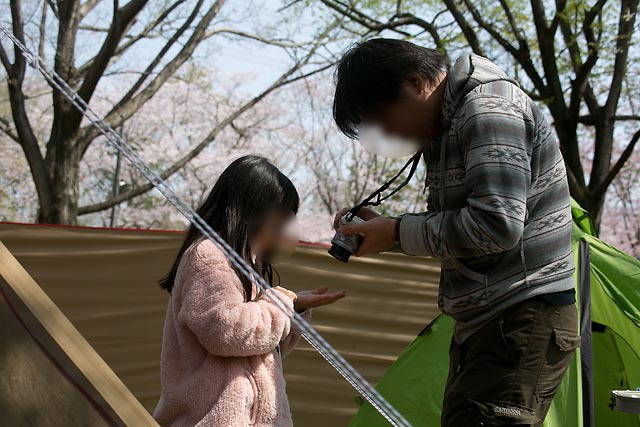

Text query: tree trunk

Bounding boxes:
[38,140,81,225]
[551,111,599,225]
[7,77,54,222]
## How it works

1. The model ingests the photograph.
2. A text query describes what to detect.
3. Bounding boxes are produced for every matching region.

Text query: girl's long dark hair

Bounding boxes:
[159,155,299,300]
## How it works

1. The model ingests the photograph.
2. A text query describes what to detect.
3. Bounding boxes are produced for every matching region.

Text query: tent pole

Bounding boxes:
[579,238,595,427]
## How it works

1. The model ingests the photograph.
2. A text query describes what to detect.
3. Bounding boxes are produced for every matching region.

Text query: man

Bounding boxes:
[332,39,580,426]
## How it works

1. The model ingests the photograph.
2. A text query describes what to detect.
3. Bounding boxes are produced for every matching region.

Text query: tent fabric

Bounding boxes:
[351,201,640,427]
[572,201,640,427]
[0,241,157,426]
[353,315,453,426]
[0,222,441,426]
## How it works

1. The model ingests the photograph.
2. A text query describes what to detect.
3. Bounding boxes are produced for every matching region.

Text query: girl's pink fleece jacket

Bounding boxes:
[153,239,310,427]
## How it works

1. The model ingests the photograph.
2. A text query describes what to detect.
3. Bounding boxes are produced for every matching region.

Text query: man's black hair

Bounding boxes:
[333,38,450,139]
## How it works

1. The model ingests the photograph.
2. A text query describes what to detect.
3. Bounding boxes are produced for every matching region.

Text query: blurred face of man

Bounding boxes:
[368,73,446,144]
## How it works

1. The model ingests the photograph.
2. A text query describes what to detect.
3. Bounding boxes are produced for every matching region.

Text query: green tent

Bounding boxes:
[351,201,640,427]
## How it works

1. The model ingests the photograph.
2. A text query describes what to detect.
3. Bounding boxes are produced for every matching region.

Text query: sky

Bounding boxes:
[0,0,321,95]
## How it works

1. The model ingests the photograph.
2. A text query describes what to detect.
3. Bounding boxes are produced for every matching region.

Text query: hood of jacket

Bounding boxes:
[441,54,519,126]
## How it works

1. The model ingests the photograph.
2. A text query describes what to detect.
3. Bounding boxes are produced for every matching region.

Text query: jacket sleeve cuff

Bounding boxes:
[263,288,295,317]
[399,214,435,257]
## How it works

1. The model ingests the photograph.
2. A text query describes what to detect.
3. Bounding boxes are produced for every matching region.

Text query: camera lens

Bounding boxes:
[328,214,364,263]
[328,243,352,263]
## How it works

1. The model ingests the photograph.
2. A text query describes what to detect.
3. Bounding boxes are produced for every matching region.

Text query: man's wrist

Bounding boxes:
[394,217,401,245]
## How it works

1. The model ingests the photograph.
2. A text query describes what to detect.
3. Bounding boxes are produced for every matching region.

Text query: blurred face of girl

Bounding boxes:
[250,209,299,264]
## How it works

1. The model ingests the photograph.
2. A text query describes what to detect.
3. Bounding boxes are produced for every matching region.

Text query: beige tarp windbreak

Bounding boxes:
[0,222,440,426]
[0,240,157,426]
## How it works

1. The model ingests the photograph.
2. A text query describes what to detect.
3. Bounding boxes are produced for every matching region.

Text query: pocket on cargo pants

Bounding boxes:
[503,300,580,424]
[534,305,581,404]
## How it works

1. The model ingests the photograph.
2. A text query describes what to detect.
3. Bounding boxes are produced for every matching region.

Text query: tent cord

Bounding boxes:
[0,25,412,427]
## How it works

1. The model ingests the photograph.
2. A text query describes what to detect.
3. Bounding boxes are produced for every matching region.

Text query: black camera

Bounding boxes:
[328,214,365,263]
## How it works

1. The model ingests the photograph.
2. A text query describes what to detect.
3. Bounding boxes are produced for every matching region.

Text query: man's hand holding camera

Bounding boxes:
[333,207,398,257]
[332,207,380,229]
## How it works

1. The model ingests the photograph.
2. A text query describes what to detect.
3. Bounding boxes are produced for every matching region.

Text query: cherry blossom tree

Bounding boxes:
[0,0,337,224]
[77,66,282,228]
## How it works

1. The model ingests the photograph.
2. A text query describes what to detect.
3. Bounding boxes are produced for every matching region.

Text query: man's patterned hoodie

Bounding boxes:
[399,54,575,342]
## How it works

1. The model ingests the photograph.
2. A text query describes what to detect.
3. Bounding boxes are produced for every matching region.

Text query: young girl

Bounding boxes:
[154,155,345,427]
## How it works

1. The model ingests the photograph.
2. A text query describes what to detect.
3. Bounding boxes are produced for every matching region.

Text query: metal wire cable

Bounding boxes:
[0,25,412,427]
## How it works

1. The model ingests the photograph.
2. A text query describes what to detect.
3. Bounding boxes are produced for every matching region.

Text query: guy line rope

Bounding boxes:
[0,25,413,427]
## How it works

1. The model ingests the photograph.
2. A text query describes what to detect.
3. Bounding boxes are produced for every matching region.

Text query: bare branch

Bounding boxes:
[566,160,587,202]
[78,23,337,214]
[582,83,601,117]
[77,25,110,32]
[583,0,608,46]
[205,27,307,48]
[461,0,518,54]
[76,0,214,153]
[5,0,53,217]
[0,116,20,143]
[0,42,11,73]
[49,0,83,148]
[499,0,528,51]
[388,14,447,54]
[10,0,27,80]
[67,0,149,132]
[319,0,411,37]
[76,0,187,76]
[529,0,565,110]
[559,0,606,120]
[440,0,485,56]
[317,1,448,55]
[579,114,640,125]
[78,0,101,20]
[45,0,59,19]
[38,1,47,61]
[592,129,640,201]
[446,0,547,95]
[278,0,302,12]
[591,0,638,190]
[605,0,638,116]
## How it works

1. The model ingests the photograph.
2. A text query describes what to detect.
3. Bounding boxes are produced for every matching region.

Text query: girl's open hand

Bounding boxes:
[294,287,346,312]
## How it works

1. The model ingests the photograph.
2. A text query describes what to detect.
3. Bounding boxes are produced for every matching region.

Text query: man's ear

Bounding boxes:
[406,73,428,95]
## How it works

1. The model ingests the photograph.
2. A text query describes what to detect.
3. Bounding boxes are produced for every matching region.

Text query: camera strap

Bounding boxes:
[347,148,423,219]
